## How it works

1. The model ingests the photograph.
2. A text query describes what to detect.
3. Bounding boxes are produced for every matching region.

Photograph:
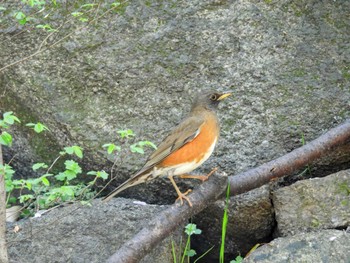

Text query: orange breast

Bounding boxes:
[159,116,219,167]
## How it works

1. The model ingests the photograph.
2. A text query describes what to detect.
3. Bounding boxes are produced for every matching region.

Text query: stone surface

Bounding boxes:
[0,1,349,261]
[6,198,184,263]
[273,169,350,236]
[244,230,350,263]
[192,185,274,262]
[0,1,349,205]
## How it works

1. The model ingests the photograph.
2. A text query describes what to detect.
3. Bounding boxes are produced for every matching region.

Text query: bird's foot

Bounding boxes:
[175,189,193,207]
[179,167,218,182]
[204,167,219,181]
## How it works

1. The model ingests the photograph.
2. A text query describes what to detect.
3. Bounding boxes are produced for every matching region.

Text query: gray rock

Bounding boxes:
[192,185,274,262]
[0,1,349,204]
[0,1,349,261]
[7,198,184,263]
[244,230,350,263]
[273,169,350,236]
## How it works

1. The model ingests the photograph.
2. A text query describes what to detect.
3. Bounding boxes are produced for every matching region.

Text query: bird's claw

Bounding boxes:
[175,189,193,207]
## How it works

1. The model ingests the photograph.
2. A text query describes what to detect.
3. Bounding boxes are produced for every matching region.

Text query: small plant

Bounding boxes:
[1,111,158,219]
[26,122,50,133]
[130,141,157,154]
[230,255,243,263]
[104,129,157,156]
[13,11,30,25]
[0,112,108,217]
[172,223,214,263]
[4,140,109,215]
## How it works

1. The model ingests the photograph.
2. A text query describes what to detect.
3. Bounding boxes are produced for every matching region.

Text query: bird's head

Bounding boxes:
[191,90,232,111]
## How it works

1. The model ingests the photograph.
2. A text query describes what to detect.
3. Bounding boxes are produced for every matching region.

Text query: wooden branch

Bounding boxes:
[229,120,350,195]
[0,144,10,263]
[106,120,350,263]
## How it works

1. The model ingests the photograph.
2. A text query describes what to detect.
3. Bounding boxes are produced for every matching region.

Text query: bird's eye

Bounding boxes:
[210,94,218,101]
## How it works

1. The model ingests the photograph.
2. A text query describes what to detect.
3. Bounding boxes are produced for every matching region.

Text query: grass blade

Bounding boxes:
[220,182,230,263]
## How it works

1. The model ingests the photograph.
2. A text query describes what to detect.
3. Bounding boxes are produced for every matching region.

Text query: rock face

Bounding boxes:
[0,0,349,203]
[7,198,184,263]
[273,169,350,236]
[245,230,350,263]
[0,0,349,262]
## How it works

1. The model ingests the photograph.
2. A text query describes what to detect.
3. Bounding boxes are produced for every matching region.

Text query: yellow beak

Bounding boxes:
[217,91,233,101]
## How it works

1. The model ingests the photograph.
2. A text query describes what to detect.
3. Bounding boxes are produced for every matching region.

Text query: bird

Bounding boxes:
[103,90,232,206]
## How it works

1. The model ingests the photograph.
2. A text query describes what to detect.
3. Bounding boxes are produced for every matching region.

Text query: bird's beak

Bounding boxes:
[217,91,233,101]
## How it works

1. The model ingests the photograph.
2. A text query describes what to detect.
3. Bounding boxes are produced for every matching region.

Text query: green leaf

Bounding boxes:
[65,170,78,181]
[32,163,48,171]
[87,170,109,180]
[73,146,83,158]
[19,194,34,203]
[5,180,14,192]
[25,181,32,190]
[12,179,24,187]
[117,129,135,139]
[65,160,82,174]
[7,197,17,204]
[79,17,89,22]
[138,141,157,149]
[230,255,244,263]
[71,11,83,17]
[3,111,20,125]
[14,11,28,25]
[185,223,201,236]
[102,143,121,154]
[130,144,144,154]
[0,131,12,146]
[26,122,49,133]
[47,186,76,202]
[41,177,50,186]
[185,249,196,257]
[60,186,75,197]
[14,11,26,20]
[81,3,97,8]
[1,164,15,179]
[111,1,121,8]
[36,24,52,30]
[64,146,74,154]
[55,172,66,181]
[97,171,108,180]
[108,144,116,154]
[64,146,83,158]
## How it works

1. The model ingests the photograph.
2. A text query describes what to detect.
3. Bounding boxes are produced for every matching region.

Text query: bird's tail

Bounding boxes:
[103,170,152,202]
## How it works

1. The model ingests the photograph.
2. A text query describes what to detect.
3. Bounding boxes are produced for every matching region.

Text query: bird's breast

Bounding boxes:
[158,115,219,175]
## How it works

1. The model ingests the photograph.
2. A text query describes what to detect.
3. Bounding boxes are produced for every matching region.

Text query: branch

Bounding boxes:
[106,120,350,263]
[0,144,9,263]
[229,120,350,195]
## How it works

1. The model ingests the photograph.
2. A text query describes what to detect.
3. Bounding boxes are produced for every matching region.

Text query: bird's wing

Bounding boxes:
[135,115,205,175]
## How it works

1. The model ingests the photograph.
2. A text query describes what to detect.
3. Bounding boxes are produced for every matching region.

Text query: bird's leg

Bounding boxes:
[168,175,193,207]
[178,167,218,182]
